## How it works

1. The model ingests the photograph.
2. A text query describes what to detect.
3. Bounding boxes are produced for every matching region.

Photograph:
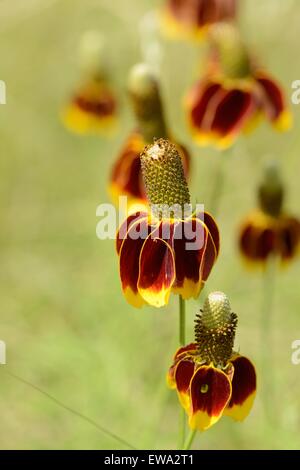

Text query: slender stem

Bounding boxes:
[178,295,186,449]
[209,148,230,217]
[261,256,276,423]
[179,295,186,346]
[183,429,197,450]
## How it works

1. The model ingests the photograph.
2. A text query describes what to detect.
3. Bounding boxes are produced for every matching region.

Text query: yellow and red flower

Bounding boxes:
[109,130,190,209]
[161,0,237,41]
[116,139,219,308]
[63,78,117,135]
[186,25,292,148]
[239,162,300,266]
[239,211,300,266]
[168,292,256,431]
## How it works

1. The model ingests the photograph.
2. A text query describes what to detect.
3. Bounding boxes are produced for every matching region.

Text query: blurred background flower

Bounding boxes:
[186,24,292,149]
[62,30,117,134]
[239,161,300,266]
[161,0,237,41]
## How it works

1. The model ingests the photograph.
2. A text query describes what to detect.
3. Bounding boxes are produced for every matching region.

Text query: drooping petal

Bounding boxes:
[189,365,232,431]
[187,81,225,145]
[109,132,146,206]
[63,80,116,134]
[116,212,148,254]
[256,73,292,131]
[174,359,195,411]
[172,218,217,299]
[210,88,256,148]
[138,222,176,307]
[277,216,300,262]
[174,343,198,361]
[224,355,256,422]
[119,218,153,307]
[196,211,220,256]
[239,215,276,264]
[167,343,198,389]
[162,0,237,41]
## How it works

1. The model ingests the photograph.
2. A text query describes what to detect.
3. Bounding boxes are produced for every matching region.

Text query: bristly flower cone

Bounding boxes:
[195,292,238,367]
[140,138,190,219]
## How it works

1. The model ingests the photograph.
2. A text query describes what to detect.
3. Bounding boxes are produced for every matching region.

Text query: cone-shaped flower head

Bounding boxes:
[140,139,190,218]
[168,292,256,431]
[109,65,190,210]
[116,139,219,308]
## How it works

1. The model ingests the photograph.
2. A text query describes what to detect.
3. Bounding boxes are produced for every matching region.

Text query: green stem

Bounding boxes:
[183,429,197,450]
[179,295,186,346]
[209,148,230,217]
[261,256,276,423]
[178,295,186,449]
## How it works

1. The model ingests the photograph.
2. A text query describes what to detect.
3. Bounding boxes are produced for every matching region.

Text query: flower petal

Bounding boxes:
[137,222,176,307]
[119,218,152,307]
[196,211,220,256]
[167,343,198,389]
[174,343,198,361]
[109,132,146,206]
[116,212,148,254]
[189,365,232,431]
[211,88,256,148]
[256,73,292,131]
[175,359,195,411]
[278,216,300,261]
[224,355,256,421]
[172,218,217,299]
[63,80,116,134]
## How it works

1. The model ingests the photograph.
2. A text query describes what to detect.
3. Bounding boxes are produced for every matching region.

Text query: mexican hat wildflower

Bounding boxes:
[116,139,219,308]
[161,0,237,41]
[239,162,300,266]
[168,292,256,431]
[63,30,117,135]
[186,24,292,149]
[109,64,190,209]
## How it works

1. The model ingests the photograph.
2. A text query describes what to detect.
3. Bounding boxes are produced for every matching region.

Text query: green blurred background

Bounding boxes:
[0,0,299,450]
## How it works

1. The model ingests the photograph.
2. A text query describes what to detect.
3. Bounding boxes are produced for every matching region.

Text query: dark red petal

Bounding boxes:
[116,211,148,254]
[119,218,152,306]
[256,74,285,121]
[189,81,223,130]
[167,0,236,28]
[138,222,176,307]
[201,229,217,281]
[278,216,300,260]
[110,133,145,200]
[211,88,255,137]
[174,343,198,361]
[175,359,195,394]
[189,365,231,430]
[225,355,256,421]
[203,212,220,255]
[172,219,208,298]
[239,222,275,261]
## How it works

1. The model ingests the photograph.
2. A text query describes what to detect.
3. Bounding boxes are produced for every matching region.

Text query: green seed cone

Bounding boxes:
[258,161,284,217]
[195,292,237,367]
[128,64,167,142]
[210,23,251,79]
[140,138,190,218]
